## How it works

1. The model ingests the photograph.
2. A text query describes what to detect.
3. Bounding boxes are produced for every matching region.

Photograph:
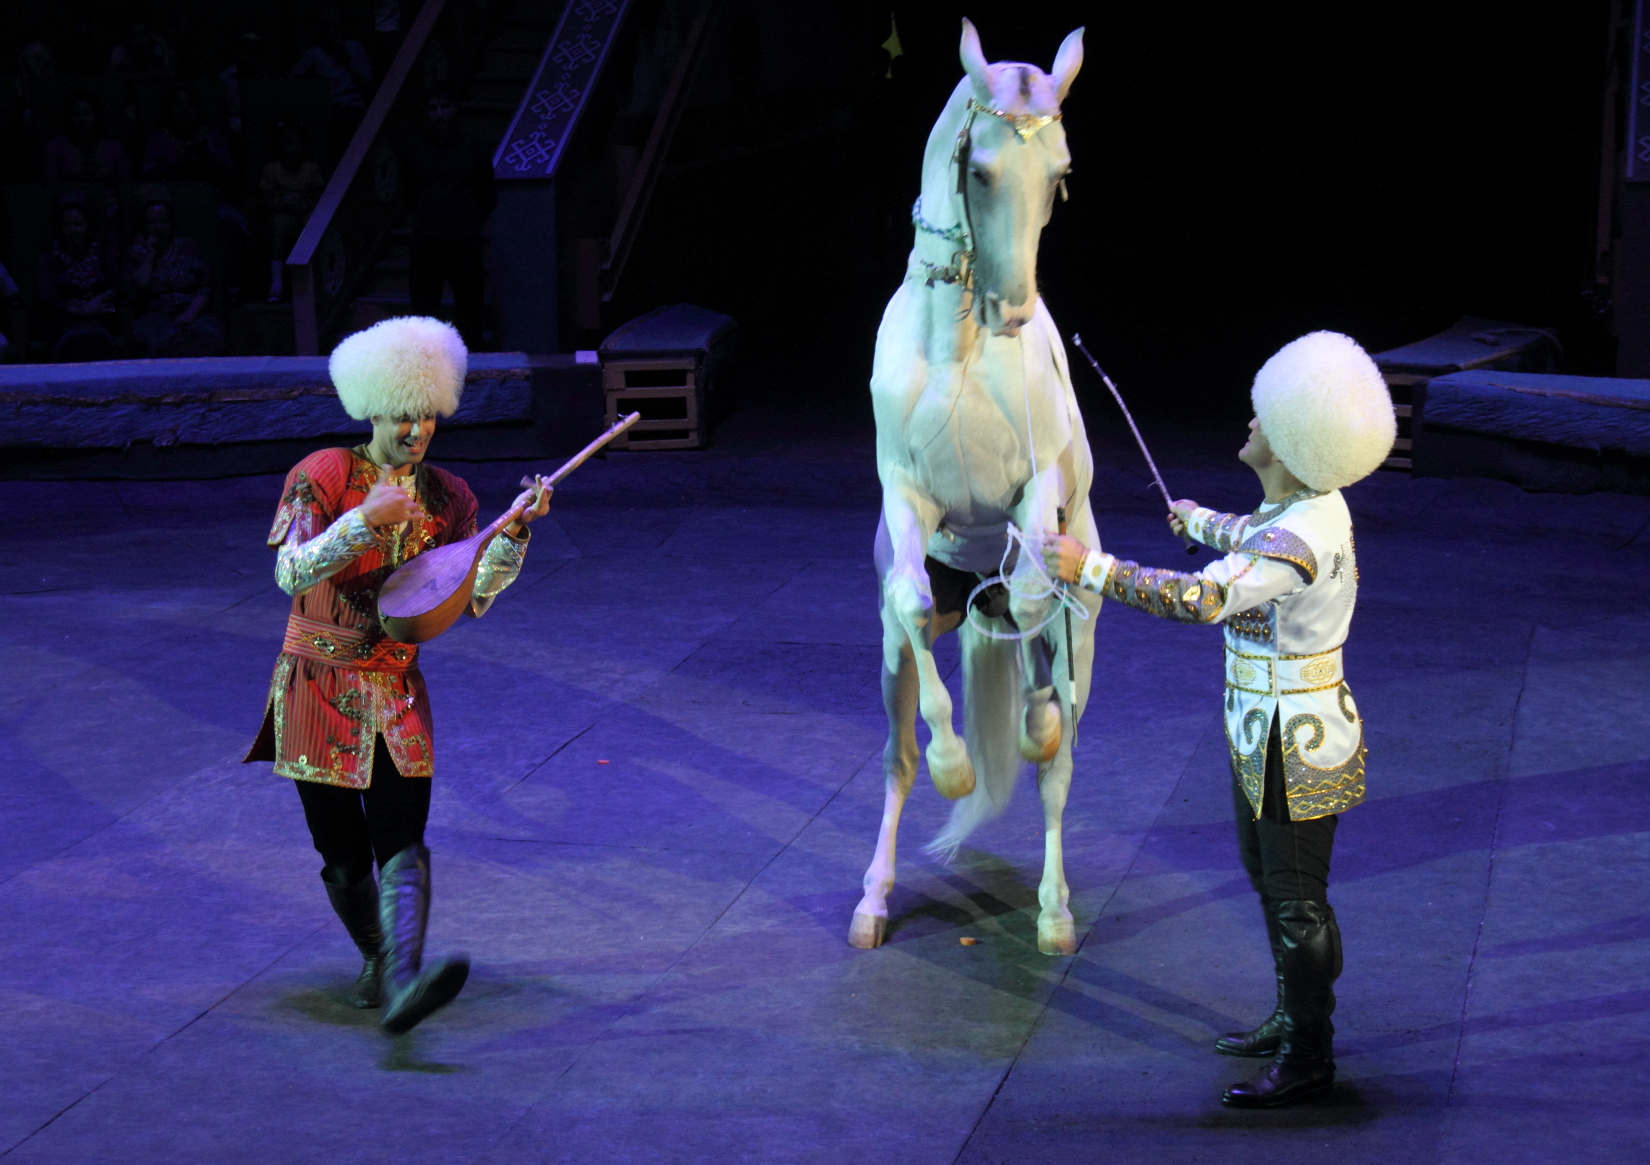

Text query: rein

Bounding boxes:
[910,96,1064,293]
[908,93,1083,652]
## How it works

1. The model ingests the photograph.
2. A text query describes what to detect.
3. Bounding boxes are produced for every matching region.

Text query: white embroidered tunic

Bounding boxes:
[1075,489,1366,820]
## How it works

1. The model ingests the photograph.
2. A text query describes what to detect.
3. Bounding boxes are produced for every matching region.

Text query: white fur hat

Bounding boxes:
[1251,331,1395,492]
[329,316,467,421]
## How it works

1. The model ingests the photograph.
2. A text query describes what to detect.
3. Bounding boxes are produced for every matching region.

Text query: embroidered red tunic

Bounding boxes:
[245,446,477,788]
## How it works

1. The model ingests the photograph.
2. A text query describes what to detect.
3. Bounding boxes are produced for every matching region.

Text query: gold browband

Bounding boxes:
[968,97,1062,141]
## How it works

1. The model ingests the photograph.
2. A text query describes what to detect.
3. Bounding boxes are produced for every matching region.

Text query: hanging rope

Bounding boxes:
[963,522,1091,641]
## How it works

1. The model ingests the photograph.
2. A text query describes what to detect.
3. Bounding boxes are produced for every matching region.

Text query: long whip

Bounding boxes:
[1070,334,1196,555]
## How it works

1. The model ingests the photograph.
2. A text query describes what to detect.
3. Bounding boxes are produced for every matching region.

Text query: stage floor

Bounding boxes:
[2,406,1648,1163]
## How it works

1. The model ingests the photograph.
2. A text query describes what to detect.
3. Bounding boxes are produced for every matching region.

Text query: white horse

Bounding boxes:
[852,20,1097,957]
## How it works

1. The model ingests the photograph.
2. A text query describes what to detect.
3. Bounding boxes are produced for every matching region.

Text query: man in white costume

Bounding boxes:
[1043,331,1395,1108]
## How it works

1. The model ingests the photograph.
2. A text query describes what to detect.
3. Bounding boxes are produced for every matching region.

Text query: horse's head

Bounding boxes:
[955,19,1082,337]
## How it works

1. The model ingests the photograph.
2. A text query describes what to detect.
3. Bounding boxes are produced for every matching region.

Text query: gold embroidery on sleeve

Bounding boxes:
[1101,559,1227,624]
[1238,527,1319,583]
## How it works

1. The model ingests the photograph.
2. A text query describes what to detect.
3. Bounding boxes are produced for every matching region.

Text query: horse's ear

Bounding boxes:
[1052,27,1084,103]
[960,18,991,101]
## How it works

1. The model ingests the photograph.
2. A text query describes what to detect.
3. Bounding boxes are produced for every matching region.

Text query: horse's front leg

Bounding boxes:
[1035,726,1077,955]
[1016,614,1060,763]
[1035,570,1096,956]
[878,492,975,800]
[850,628,918,949]
[1011,474,1066,763]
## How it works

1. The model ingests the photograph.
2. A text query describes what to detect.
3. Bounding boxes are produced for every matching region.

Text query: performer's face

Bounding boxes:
[1238,416,1275,470]
[373,416,437,468]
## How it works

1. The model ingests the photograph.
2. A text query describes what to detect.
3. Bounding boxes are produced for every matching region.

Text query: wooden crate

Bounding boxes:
[1372,318,1558,474]
[1380,371,1420,471]
[603,357,703,449]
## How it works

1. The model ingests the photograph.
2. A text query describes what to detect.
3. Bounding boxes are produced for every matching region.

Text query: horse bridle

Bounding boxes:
[913,96,1065,292]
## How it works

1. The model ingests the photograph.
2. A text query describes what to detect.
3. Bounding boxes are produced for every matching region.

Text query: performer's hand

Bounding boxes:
[1041,533,1089,584]
[506,475,553,537]
[359,464,424,529]
[1167,498,1197,538]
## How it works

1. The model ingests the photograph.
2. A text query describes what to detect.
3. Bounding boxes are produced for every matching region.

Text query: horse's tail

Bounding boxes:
[927,616,1023,861]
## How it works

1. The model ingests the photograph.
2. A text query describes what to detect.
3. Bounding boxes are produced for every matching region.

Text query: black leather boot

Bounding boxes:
[378,845,470,1035]
[1223,899,1341,1108]
[1215,896,1285,1057]
[321,866,383,1009]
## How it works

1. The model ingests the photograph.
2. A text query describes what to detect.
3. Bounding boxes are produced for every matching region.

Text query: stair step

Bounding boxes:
[490,32,554,51]
[479,47,543,68]
[353,292,491,306]
[469,79,526,104]
[311,1,553,352]
[464,117,513,144]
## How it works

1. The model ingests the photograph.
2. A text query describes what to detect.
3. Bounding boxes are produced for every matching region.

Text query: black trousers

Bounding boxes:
[294,741,431,886]
[407,235,486,349]
[1234,717,1337,904]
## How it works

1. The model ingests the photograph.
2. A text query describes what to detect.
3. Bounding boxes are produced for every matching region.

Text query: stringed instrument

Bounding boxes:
[377,412,640,644]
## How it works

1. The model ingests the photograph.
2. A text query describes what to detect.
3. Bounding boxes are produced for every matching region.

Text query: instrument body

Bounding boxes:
[377,412,640,643]
[377,508,526,643]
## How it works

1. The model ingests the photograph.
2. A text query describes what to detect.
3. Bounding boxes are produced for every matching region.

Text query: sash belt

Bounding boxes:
[282,614,418,672]
[1225,644,1342,697]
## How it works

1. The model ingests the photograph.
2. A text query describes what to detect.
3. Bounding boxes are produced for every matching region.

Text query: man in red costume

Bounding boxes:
[246,316,551,1034]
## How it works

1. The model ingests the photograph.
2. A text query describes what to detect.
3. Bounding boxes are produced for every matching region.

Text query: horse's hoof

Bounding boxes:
[848,911,887,949]
[1037,913,1076,956]
[1019,698,1061,763]
[927,737,976,799]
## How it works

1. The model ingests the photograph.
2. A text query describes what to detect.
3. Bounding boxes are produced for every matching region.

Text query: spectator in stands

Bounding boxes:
[402,89,496,350]
[290,6,374,144]
[142,86,236,190]
[38,199,120,363]
[58,0,120,76]
[10,41,59,138]
[260,122,328,302]
[107,10,178,82]
[219,31,275,137]
[370,0,405,78]
[0,260,19,362]
[125,199,224,357]
[142,85,249,303]
[43,92,132,186]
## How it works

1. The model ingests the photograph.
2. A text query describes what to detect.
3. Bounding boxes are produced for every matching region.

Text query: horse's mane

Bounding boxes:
[914,63,1065,259]
[914,80,974,244]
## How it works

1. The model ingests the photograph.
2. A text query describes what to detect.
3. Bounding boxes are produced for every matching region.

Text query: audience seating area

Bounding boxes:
[0,2,372,363]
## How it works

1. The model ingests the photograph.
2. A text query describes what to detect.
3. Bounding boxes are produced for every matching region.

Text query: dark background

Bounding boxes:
[0,1,1614,421]
[611,0,1611,424]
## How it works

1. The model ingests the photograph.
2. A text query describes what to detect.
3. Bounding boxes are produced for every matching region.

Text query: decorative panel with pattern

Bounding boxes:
[493,0,632,180]
[1631,0,1650,181]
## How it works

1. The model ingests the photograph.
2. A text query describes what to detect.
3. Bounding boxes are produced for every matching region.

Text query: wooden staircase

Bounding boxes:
[343,0,566,341]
